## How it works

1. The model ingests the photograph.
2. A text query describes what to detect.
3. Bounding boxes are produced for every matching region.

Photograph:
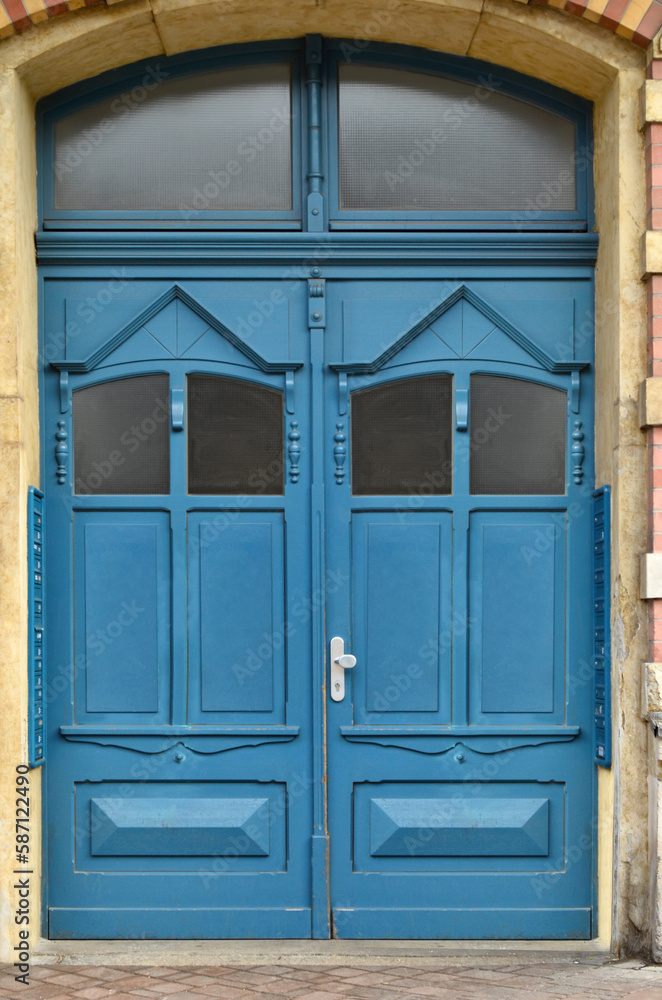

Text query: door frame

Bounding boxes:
[35,37,600,941]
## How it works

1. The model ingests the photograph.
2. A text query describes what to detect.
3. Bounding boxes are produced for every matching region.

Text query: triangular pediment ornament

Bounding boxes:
[50,284,303,375]
[330,284,590,375]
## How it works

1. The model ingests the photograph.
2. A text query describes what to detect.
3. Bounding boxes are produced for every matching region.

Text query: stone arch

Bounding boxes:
[1,0,660,49]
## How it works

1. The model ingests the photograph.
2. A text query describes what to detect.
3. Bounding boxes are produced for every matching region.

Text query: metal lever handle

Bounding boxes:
[330,636,356,702]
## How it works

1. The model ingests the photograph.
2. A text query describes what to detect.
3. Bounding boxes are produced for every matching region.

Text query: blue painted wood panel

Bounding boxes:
[73,511,171,721]
[187,513,285,721]
[44,275,313,940]
[28,487,45,767]
[352,513,452,722]
[469,511,566,722]
[354,779,564,872]
[325,271,595,941]
[594,487,612,766]
[90,794,270,856]
[369,795,549,856]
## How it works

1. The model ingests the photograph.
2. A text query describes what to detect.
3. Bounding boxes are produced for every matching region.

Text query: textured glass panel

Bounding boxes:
[338,65,577,212]
[351,375,452,496]
[188,375,284,495]
[54,64,292,211]
[74,375,170,495]
[470,375,566,495]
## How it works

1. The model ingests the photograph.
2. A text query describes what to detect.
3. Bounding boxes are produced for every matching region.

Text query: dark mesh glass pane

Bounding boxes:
[351,375,452,495]
[54,64,292,212]
[74,375,170,495]
[338,65,577,212]
[470,375,566,495]
[188,375,284,495]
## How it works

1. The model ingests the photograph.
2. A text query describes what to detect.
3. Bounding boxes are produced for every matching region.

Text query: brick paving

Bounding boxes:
[0,960,661,1000]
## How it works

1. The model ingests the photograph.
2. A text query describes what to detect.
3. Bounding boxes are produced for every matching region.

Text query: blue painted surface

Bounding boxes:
[43,282,314,939]
[470,512,565,721]
[28,487,45,767]
[188,514,285,719]
[353,514,452,721]
[594,486,612,767]
[38,40,601,942]
[90,796,270,856]
[369,796,549,856]
[325,272,596,939]
[75,514,170,718]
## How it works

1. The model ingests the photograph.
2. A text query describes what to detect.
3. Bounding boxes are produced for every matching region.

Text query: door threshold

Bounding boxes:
[33,938,611,966]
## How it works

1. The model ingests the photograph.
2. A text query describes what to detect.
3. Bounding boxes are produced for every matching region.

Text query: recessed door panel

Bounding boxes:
[187,512,286,721]
[73,511,171,722]
[353,781,564,872]
[76,781,286,870]
[352,513,452,721]
[469,511,566,722]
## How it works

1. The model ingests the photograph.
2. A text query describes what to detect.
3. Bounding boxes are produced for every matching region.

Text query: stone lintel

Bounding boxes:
[643,665,662,719]
[641,79,662,126]
[639,378,662,427]
[641,230,662,278]
[640,555,662,599]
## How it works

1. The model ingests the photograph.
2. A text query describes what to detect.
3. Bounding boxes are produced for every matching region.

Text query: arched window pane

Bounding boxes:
[187,375,284,495]
[54,64,292,212]
[74,375,170,495]
[470,375,567,495]
[338,65,577,212]
[351,375,453,495]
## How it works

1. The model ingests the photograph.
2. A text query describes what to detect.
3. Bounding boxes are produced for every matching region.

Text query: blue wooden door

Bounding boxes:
[44,268,596,940]
[44,279,313,938]
[325,276,595,939]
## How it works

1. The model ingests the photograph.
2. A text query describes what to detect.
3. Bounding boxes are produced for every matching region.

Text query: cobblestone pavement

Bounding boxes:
[1,960,662,1000]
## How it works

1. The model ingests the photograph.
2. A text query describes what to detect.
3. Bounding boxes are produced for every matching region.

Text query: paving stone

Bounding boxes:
[190,985,265,999]
[172,976,220,987]
[133,968,182,979]
[71,989,116,999]
[288,992,353,1000]
[92,969,134,982]
[338,972,401,986]
[147,993,207,1000]
[36,972,93,986]
[3,960,662,1000]
[617,990,662,998]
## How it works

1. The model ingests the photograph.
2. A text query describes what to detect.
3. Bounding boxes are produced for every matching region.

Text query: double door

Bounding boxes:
[43,268,595,939]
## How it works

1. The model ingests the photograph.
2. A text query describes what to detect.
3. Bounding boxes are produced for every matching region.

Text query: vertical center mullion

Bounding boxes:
[170,373,188,726]
[451,368,471,727]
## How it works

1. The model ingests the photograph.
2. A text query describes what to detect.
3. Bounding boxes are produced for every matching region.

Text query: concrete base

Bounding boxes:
[33,938,612,967]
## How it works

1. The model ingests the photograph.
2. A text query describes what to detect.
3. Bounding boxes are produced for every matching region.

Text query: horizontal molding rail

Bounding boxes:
[35,231,600,266]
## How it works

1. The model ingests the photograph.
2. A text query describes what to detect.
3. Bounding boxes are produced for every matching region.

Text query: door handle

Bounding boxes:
[330,636,356,702]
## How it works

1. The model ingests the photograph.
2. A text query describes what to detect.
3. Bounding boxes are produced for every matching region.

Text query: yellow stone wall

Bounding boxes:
[0,0,648,958]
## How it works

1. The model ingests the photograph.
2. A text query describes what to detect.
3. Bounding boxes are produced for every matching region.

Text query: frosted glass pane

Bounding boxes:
[54,64,292,211]
[74,375,170,495]
[338,65,577,212]
[188,374,284,495]
[351,375,453,495]
[470,375,566,495]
